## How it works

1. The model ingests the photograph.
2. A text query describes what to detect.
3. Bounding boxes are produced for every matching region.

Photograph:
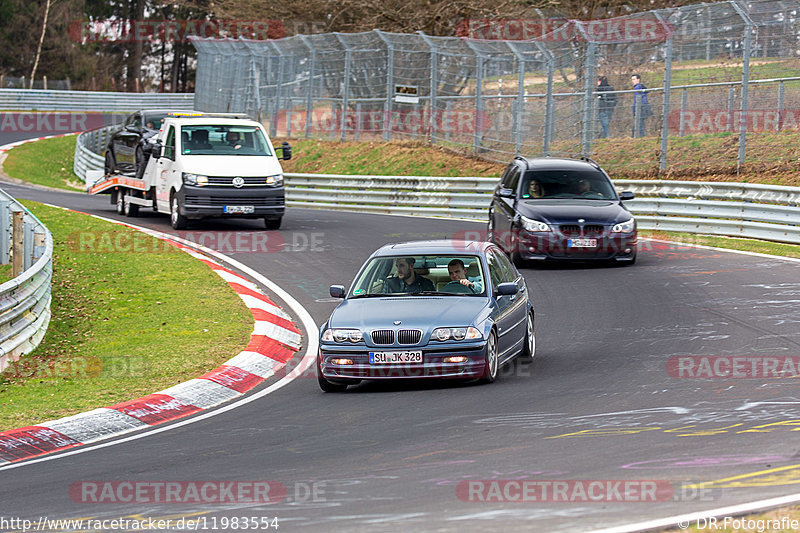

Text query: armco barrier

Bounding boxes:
[0,187,53,372]
[0,88,194,112]
[72,132,800,244]
[74,125,117,181]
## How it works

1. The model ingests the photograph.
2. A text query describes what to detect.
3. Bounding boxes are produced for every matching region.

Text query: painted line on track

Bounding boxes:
[0,207,318,469]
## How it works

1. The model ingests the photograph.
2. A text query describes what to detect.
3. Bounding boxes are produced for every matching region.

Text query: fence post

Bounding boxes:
[731,0,753,169]
[300,36,315,139]
[12,211,23,277]
[355,102,361,141]
[0,201,9,265]
[23,221,33,271]
[581,40,596,158]
[418,32,438,144]
[374,31,394,142]
[658,12,673,172]
[777,81,785,132]
[473,54,484,154]
[507,42,526,155]
[334,34,352,142]
[680,88,688,138]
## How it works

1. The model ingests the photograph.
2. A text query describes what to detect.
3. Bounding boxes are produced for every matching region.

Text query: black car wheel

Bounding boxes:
[509,233,528,268]
[480,330,499,384]
[134,145,146,180]
[104,151,116,175]
[521,311,535,362]
[264,217,282,230]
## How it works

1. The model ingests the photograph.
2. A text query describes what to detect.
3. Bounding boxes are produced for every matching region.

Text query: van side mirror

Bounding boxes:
[151,144,162,159]
[619,191,635,201]
[279,141,292,160]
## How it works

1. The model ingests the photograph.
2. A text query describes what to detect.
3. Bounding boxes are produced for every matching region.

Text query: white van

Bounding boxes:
[143,114,290,229]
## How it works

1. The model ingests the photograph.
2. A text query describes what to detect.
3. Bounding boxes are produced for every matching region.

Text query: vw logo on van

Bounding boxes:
[232,177,245,188]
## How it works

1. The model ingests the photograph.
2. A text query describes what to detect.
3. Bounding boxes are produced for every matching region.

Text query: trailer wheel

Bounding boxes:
[123,191,139,217]
[170,194,187,230]
[116,188,125,215]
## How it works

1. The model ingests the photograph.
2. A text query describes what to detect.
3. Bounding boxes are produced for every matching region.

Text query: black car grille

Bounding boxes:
[560,224,605,236]
[397,329,422,345]
[560,224,580,235]
[184,195,284,206]
[370,330,395,345]
[206,176,274,186]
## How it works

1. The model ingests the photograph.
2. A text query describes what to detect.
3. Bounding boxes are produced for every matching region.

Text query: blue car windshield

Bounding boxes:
[350,255,486,297]
[521,169,616,200]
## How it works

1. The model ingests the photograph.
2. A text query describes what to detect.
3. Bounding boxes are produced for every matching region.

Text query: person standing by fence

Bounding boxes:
[631,74,652,138]
[596,76,616,138]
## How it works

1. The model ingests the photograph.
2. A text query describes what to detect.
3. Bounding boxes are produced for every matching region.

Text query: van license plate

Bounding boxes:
[224,205,255,214]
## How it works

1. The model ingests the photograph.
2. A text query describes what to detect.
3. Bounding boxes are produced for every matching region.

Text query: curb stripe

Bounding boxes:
[0,198,303,463]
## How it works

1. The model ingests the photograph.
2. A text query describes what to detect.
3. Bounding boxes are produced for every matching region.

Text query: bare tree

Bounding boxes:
[29,0,52,88]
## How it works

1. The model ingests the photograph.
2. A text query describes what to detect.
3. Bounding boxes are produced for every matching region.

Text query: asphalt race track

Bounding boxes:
[1,180,799,532]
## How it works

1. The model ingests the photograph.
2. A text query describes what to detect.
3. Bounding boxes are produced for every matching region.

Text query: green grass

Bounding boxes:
[642,230,800,259]
[2,136,84,191]
[0,202,252,430]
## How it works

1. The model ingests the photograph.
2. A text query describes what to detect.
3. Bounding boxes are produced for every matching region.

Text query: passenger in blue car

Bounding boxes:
[383,257,435,293]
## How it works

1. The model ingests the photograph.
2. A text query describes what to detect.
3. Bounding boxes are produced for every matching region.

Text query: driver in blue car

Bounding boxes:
[383,257,435,293]
[446,259,483,293]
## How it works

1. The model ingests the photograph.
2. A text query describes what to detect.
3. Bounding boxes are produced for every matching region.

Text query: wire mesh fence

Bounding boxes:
[191,0,800,172]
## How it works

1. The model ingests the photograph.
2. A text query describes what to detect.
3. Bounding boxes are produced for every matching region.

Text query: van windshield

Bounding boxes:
[179,125,273,156]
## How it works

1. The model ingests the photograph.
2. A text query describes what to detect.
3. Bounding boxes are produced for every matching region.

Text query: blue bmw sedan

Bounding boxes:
[317,240,535,392]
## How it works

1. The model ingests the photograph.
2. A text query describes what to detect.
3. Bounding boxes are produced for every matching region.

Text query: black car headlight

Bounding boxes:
[432,327,482,341]
[183,173,208,186]
[611,218,635,233]
[520,215,551,232]
[321,328,363,343]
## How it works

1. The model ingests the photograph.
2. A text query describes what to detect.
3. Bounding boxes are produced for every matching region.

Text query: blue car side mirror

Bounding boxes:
[330,285,346,298]
[619,191,635,201]
[496,282,519,296]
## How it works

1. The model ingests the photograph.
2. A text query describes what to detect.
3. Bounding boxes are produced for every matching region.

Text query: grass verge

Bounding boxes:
[2,135,85,191]
[0,201,252,430]
[641,231,800,259]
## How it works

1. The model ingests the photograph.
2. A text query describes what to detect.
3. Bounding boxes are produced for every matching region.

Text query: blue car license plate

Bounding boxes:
[369,351,423,364]
[567,238,597,248]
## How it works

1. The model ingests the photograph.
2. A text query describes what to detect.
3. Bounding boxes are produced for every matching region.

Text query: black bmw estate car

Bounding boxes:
[488,156,638,265]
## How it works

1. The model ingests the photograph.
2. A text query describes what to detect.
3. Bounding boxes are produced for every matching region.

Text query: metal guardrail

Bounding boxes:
[74,125,117,181]
[0,188,53,372]
[0,88,194,112]
[71,133,800,244]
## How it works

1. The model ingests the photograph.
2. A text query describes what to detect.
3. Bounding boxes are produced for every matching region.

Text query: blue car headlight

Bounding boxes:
[520,215,551,232]
[432,327,482,341]
[322,328,363,343]
[611,218,635,233]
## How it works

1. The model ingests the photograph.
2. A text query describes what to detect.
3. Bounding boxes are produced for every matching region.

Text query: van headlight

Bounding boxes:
[611,218,635,233]
[520,215,551,232]
[266,174,283,187]
[183,173,208,186]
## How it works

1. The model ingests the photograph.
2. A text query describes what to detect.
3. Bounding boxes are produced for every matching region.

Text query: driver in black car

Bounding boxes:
[383,257,435,293]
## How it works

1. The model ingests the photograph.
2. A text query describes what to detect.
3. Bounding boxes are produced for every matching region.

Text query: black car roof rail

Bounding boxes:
[578,156,602,169]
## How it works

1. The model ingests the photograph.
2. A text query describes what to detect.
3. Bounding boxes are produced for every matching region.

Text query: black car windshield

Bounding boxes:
[521,169,616,200]
[143,113,169,130]
[180,125,273,156]
[350,255,486,297]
